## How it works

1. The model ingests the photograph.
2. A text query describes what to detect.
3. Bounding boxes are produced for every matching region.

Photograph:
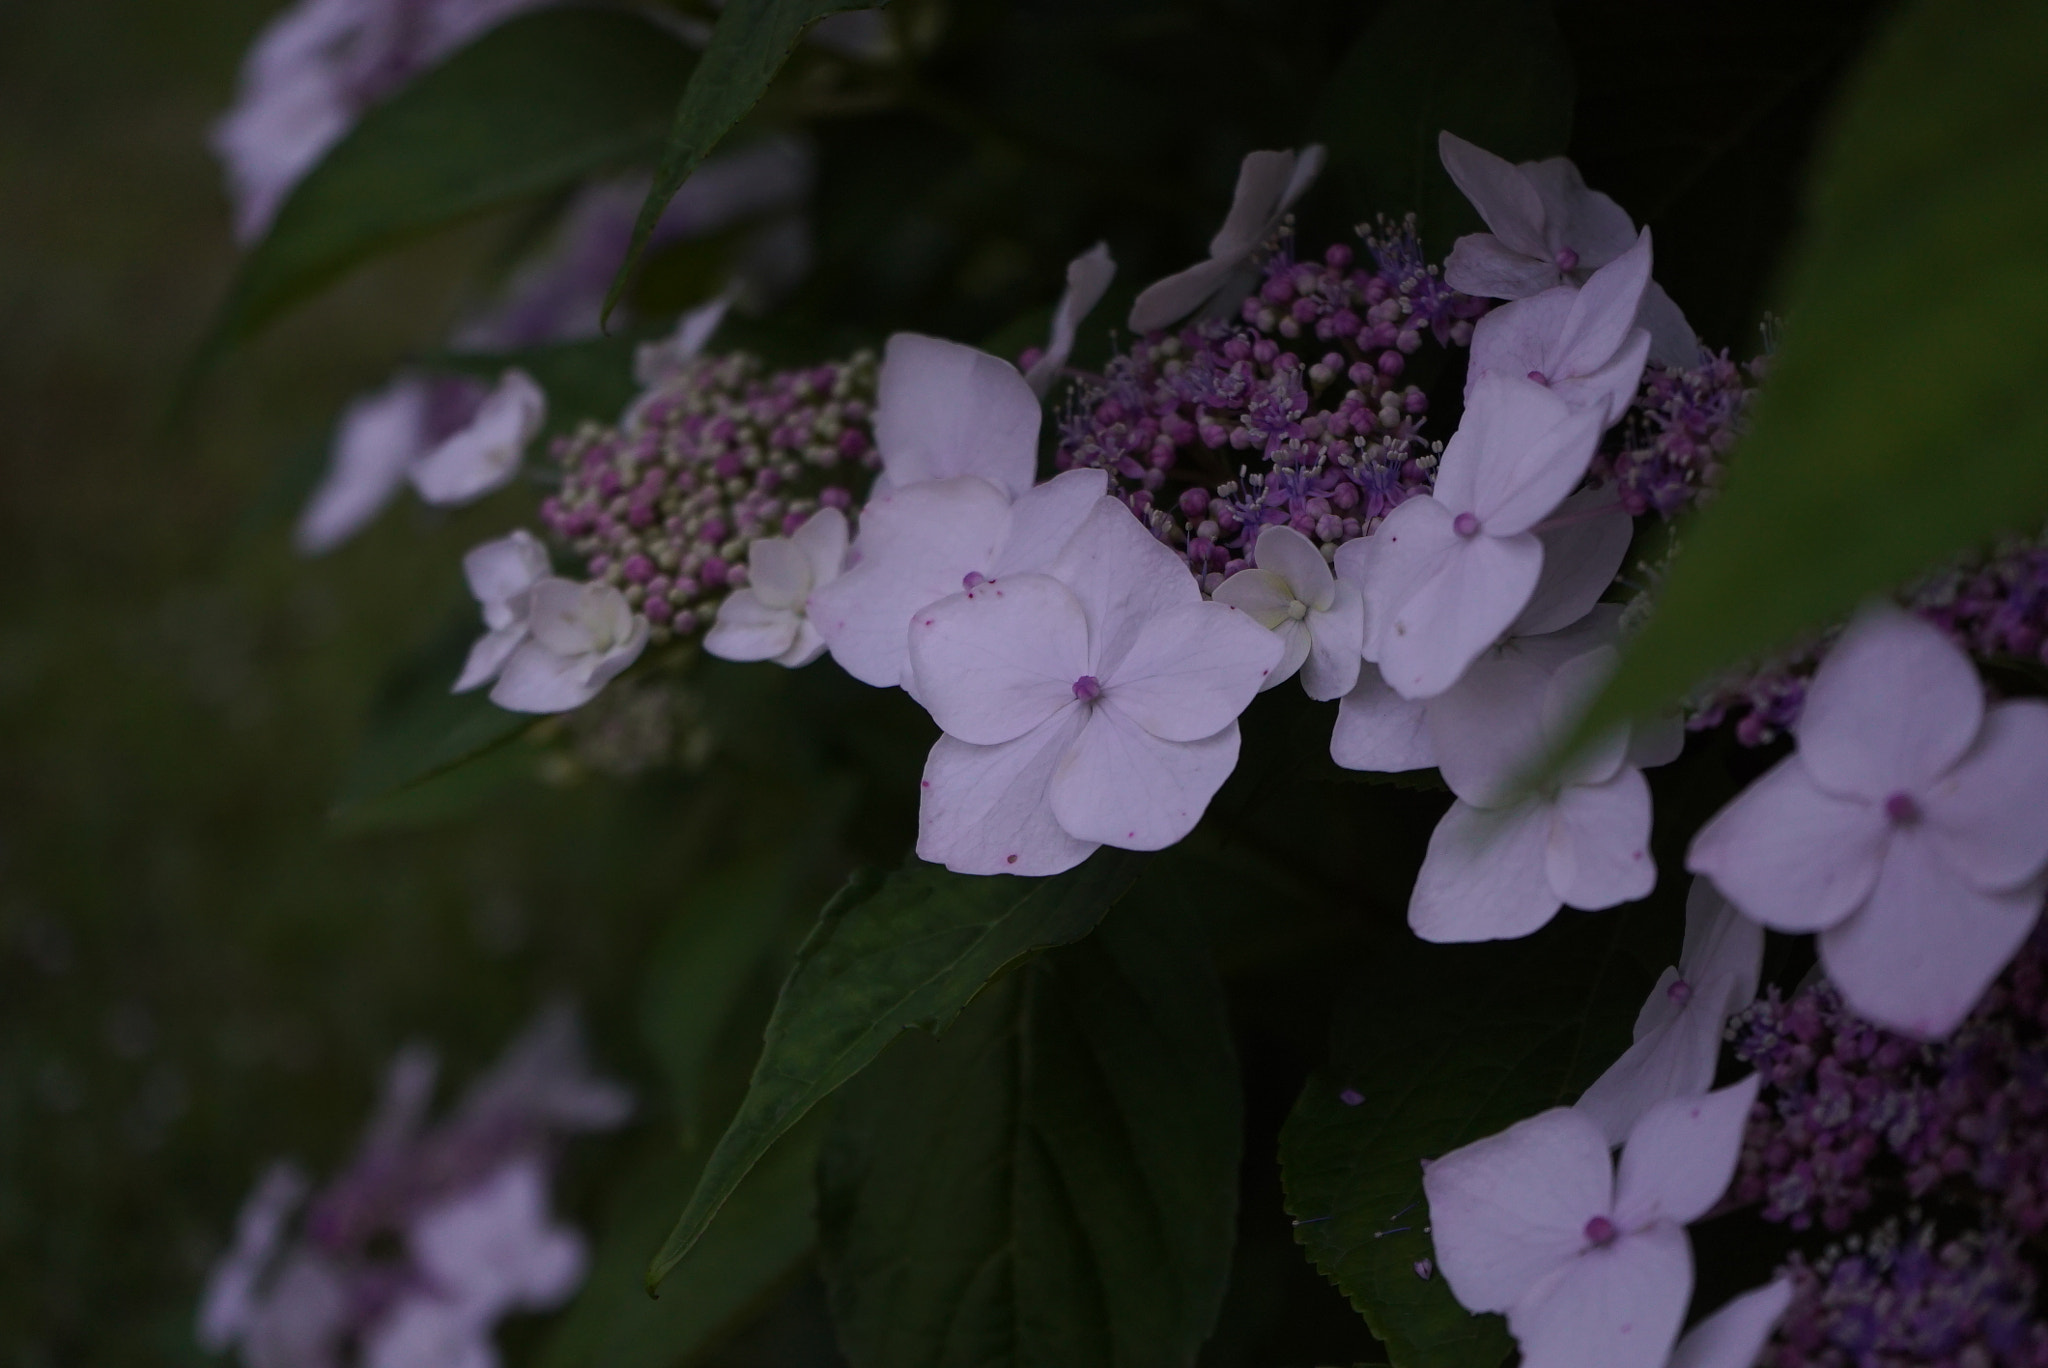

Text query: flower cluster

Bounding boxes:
[1591,348,1757,518]
[197,1007,629,1368]
[540,349,878,642]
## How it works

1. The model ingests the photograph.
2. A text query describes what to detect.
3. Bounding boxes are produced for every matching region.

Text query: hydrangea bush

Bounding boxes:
[191,1,2048,1366]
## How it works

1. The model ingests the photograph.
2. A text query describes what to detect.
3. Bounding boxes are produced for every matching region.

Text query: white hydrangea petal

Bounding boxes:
[1796,604,1984,800]
[1372,512,1546,701]
[792,505,850,591]
[1546,767,1655,911]
[296,378,435,554]
[1409,797,1562,943]
[808,476,1014,688]
[1209,148,1298,257]
[1421,1105,1614,1315]
[1627,712,1687,771]
[1258,618,1312,690]
[1211,567,1298,629]
[411,1158,587,1314]
[746,535,814,611]
[916,713,1096,876]
[1923,698,2048,892]
[1429,651,1552,806]
[703,589,801,663]
[488,643,586,713]
[1504,602,1624,676]
[1437,373,1607,536]
[1687,756,1889,932]
[1522,158,1640,270]
[1547,230,1652,382]
[1679,879,1765,1012]
[1128,257,1240,335]
[1575,978,1728,1148]
[360,1296,494,1368]
[1048,710,1239,851]
[1511,492,1633,637]
[454,624,528,692]
[1437,132,1552,262]
[1444,232,1562,300]
[1046,497,1203,677]
[632,291,733,385]
[1301,579,1365,701]
[408,368,545,506]
[1612,1075,1760,1229]
[1635,281,1701,370]
[1667,1278,1795,1368]
[990,467,1108,577]
[907,574,1091,746]
[1819,837,2045,1039]
[1507,1221,1692,1368]
[464,529,550,614]
[774,618,828,668]
[197,1161,310,1352]
[1250,523,1336,609]
[873,334,1041,498]
[1105,601,1281,741]
[526,579,624,656]
[1331,669,1435,772]
[1025,242,1116,396]
[1469,287,1574,391]
[1543,647,1631,789]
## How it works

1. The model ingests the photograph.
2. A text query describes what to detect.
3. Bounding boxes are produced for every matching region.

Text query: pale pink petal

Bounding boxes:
[1279,144,1325,215]
[1553,328,1651,427]
[1668,1279,1795,1368]
[1438,132,1551,261]
[991,468,1110,577]
[1523,158,1640,269]
[916,714,1096,876]
[408,369,544,506]
[1508,1222,1692,1368]
[1923,699,2048,892]
[491,640,599,713]
[1429,651,1552,806]
[1678,879,1764,1012]
[1796,604,1983,800]
[1469,287,1575,392]
[792,505,849,592]
[1437,373,1606,535]
[1128,257,1239,334]
[1627,713,1687,770]
[454,624,526,692]
[1686,757,1889,932]
[1410,797,1562,943]
[906,574,1091,745]
[774,619,827,668]
[1259,619,1312,689]
[1503,602,1624,676]
[1548,230,1652,381]
[1301,578,1365,700]
[1105,600,1281,740]
[1048,709,1240,850]
[1211,566,1297,628]
[808,477,1014,688]
[1543,647,1631,789]
[746,535,814,611]
[361,1297,495,1368]
[1820,837,2044,1039]
[873,334,1041,498]
[1209,148,1298,256]
[1331,669,1435,772]
[296,378,434,554]
[1372,514,1546,700]
[411,1158,586,1311]
[463,529,550,622]
[1636,282,1700,370]
[1421,1106,1614,1314]
[1025,243,1116,396]
[1576,971,1727,1147]
[1547,768,1655,911]
[1251,522,1337,610]
[1047,497,1203,675]
[1613,1075,1760,1229]
[1444,232,1563,299]
[525,579,631,657]
[703,589,800,663]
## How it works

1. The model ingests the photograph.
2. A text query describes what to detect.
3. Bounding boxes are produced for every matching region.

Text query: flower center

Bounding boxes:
[1884,791,1922,826]
[1286,598,1309,622]
[1667,977,1693,1006]
[1072,675,1103,703]
[1526,369,1550,387]
[962,570,986,590]
[1583,1215,1618,1248]
[1452,512,1481,538]
[1554,246,1580,273]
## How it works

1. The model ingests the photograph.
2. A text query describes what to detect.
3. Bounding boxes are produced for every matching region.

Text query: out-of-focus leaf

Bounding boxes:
[540,1118,823,1368]
[1581,0,2048,739]
[644,849,1145,1290]
[817,876,1239,1368]
[1279,908,1672,1368]
[604,0,888,323]
[199,9,693,367]
[1315,0,1575,244]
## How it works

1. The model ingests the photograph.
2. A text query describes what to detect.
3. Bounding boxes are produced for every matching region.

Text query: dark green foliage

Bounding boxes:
[817,876,1240,1368]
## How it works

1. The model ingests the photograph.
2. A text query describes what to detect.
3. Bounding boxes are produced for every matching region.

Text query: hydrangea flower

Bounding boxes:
[869,332,1043,498]
[703,506,847,667]
[1358,373,1609,699]
[408,368,546,506]
[1437,131,1697,366]
[1688,604,2048,1038]
[1467,230,1654,425]
[1577,879,1765,1145]
[908,497,1280,875]
[453,529,551,693]
[1424,1076,1761,1368]
[1668,1278,1794,1368]
[1128,145,1325,333]
[1022,242,1116,397]
[295,375,484,555]
[1210,523,1363,699]
[490,579,648,713]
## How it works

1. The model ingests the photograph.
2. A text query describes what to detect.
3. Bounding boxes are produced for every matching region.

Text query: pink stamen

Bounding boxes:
[1667,978,1693,1006]
[1885,791,1922,826]
[1072,675,1103,702]
[1583,1215,1618,1247]
[1555,247,1580,273]
[962,570,986,590]
[1452,512,1480,538]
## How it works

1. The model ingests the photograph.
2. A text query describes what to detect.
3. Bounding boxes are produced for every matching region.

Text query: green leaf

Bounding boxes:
[1581,0,2048,735]
[817,877,1240,1368]
[1279,908,1674,1368]
[1315,0,1575,244]
[539,1119,823,1368]
[644,848,1145,1291]
[604,0,888,324]
[199,9,693,366]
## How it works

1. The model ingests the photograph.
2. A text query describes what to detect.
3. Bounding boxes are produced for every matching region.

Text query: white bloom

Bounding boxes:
[1689,604,2048,1038]
[704,507,848,667]
[1437,131,1697,367]
[1330,489,1635,771]
[1211,523,1363,699]
[1667,1278,1794,1368]
[489,578,648,714]
[908,498,1281,875]
[408,369,545,507]
[1425,1076,1761,1368]
[1467,230,1655,426]
[453,530,552,693]
[295,377,437,555]
[1359,373,1608,699]
[1128,145,1325,333]
[1024,242,1116,397]
[871,333,1044,498]
[196,1162,310,1352]
[1410,637,1666,942]
[1577,879,1764,1145]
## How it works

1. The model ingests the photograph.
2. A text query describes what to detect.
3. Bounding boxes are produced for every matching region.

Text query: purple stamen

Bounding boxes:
[962,570,986,590]
[1555,247,1580,273]
[1072,675,1103,703]
[1667,978,1693,1007]
[1583,1215,1618,1248]
[1452,512,1480,538]
[1884,791,1922,826]
[1527,369,1549,387]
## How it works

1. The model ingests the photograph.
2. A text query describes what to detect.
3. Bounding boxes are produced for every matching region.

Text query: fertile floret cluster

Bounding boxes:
[1591,348,1756,518]
[540,351,879,642]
